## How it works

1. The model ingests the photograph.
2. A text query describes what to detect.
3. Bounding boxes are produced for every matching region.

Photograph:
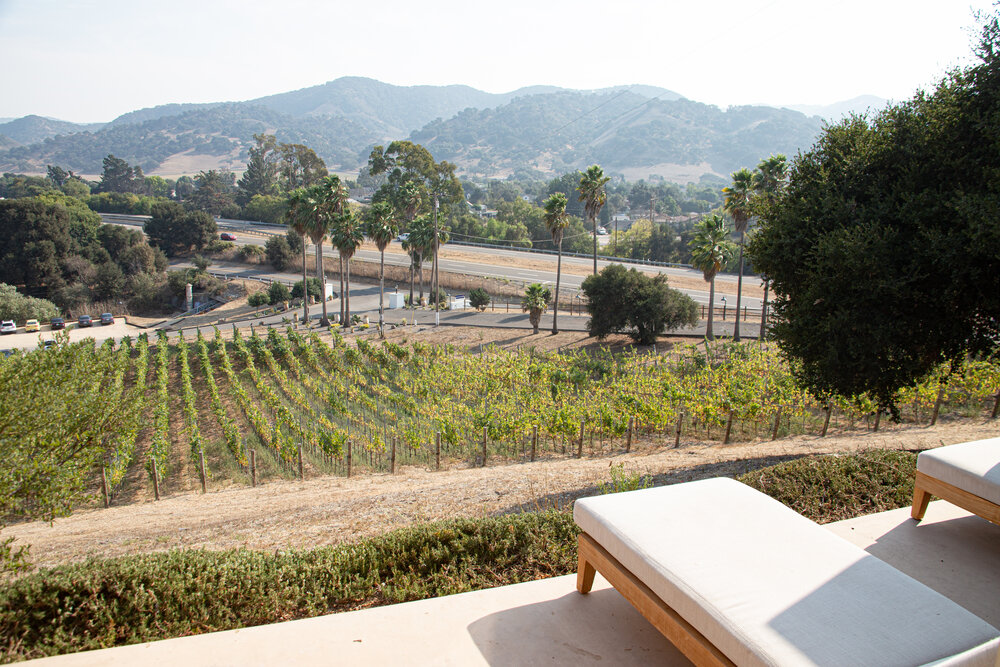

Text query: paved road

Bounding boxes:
[0,320,140,351]
[101,214,763,310]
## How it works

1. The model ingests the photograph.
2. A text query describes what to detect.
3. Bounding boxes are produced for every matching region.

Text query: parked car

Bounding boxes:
[397,233,410,242]
[0,320,15,335]
[100,313,114,325]
[220,232,237,241]
[77,315,93,328]
[50,317,66,330]
[42,339,57,351]
[24,319,40,332]
[1,349,14,357]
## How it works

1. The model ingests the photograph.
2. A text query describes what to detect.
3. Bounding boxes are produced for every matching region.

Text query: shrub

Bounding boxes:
[0,511,578,661]
[291,278,323,301]
[247,292,269,308]
[239,245,264,262]
[469,287,490,311]
[0,283,60,322]
[738,449,917,523]
[267,281,290,305]
[265,235,295,271]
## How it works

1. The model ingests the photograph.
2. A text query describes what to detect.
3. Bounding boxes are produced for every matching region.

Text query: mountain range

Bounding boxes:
[0,77,885,182]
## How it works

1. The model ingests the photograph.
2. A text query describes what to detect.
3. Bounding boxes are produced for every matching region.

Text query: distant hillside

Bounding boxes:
[784,95,889,120]
[411,91,824,179]
[0,104,377,175]
[107,103,223,127]
[0,77,821,179]
[0,115,104,146]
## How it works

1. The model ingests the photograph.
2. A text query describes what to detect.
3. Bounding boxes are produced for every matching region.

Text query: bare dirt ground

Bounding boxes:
[8,420,997,570]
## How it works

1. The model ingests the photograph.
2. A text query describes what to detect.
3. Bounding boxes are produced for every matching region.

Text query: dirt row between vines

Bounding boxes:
[9,419,997,569]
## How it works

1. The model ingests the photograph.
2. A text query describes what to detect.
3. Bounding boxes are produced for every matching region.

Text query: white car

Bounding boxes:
[0,320,15,334]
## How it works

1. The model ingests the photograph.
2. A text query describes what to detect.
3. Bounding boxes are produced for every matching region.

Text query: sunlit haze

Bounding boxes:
[0,0,992,122]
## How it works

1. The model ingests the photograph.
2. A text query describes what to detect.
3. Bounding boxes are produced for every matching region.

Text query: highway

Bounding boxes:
[100,214,764,310]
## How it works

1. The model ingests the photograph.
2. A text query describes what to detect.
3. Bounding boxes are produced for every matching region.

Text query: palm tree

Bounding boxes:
[407,215,435,304]
[401,236,421,314]
[329,209,364,326]
[521,283,551,334]
[722,168,755,342]
[365,200,397,336]
[284,188,313,324]
[577,165,610,275]
[543,193,569,334]
[310,176,349,326]
[396,182,422,315]
[688,214,736,340]
[751,155,788,340]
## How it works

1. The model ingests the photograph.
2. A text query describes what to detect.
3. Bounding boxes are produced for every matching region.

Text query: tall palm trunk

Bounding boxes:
[733,231,745,342]
[418,256,425,303]
[592,215,598,275]
[552,241,563,334]
[344,258,351,325]
[378,250,386,336]
[706,278,716,341]
[316,242,328,326]
[338,255,345,324]
[408,260,415,314]
[301,244,309,324]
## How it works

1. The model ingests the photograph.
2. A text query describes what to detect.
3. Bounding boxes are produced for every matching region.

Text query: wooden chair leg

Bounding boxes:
[576,537,596,594]
[911,484,932,520]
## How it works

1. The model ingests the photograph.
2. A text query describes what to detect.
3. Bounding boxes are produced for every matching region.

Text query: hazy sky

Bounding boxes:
[0,0,992,122]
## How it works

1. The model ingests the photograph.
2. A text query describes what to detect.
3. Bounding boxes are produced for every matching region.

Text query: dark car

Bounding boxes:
[100,313,114,325]
[50,317,66,330]
[77,315,92,328]
[220,232,237,241]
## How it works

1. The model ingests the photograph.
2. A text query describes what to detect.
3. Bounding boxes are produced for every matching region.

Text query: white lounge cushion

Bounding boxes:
[918,438,1000,506]
[574,478,1000,667]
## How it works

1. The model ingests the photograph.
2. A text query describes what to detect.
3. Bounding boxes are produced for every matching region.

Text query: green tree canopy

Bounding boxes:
[582,264,697,345]
[747,12,1000,412]
[144,202,217,257]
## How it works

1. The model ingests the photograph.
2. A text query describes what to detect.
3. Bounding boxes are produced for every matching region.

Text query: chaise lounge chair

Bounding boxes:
[574,477,1000,666]
[911,437,1000,527]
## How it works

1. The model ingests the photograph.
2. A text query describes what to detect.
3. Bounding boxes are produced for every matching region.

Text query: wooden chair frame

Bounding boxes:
[576,532,735,667]
[911,470,1000,526]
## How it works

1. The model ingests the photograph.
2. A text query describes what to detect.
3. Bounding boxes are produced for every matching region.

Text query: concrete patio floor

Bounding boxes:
[30,500,1000,666]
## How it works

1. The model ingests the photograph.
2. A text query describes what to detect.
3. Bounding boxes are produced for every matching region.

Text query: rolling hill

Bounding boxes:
[0,77,823,180]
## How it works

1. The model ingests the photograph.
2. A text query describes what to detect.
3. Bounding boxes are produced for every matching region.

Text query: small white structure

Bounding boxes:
[324,282,335,302]
[449,296,467,310]
[388,293,406,309]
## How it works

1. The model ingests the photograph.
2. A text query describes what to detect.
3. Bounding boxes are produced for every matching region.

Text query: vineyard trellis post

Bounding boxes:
[347,440,352,478]
[675,413,683,448]
[391,437,397,473]
[531,425,538,462]
[101,467,109,508]
[577,420,585,458]
[771,406,783,440]
[297,444,304,480]
[436,432,441,470]
[821,403,832,437]
[199,452,207,494]
[723,410,735,444]
[626,416,634,453]
[481,427,488,466]
[151,458,160,501]
[250,450,257,487]
[992,391,1000,419]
